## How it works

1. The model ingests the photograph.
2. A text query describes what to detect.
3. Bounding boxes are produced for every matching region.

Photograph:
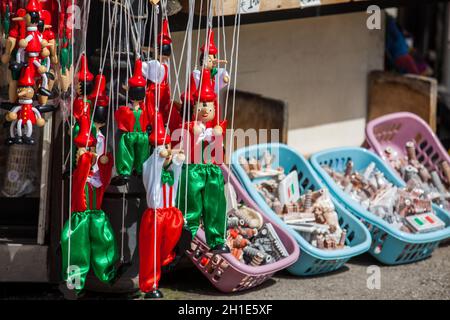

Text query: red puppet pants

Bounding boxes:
[139,206,184,292]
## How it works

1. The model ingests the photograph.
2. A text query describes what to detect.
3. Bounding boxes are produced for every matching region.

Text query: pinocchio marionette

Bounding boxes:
[178,68,229,253]
[139,112,185,299]
[193,29,229,125]
[72,54,96,151]
[113,59,150,185]
[142,18,183,135]
[2,0,54,105]
[60,148,119,295]
[3,64,52,145]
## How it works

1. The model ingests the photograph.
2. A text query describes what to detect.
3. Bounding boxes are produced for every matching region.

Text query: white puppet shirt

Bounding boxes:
[192,68,229,94]
[142,146,184,209]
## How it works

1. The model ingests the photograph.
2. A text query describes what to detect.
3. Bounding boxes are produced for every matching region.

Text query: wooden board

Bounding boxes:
[224,90,288,156]
[181,0,350,16]
[368,71,438,131]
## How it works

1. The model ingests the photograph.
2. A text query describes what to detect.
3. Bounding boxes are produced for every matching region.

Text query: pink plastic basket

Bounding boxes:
[365,112,450,182]
[185,165,300,293]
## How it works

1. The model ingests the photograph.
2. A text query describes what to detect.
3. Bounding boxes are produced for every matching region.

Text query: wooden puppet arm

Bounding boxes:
[98,152,114,187]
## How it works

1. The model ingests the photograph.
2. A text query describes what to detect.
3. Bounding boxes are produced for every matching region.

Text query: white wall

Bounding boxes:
[170,12,385,155]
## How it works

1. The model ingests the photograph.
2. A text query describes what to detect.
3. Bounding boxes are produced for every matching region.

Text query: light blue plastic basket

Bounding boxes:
[310,147,450,265]
[231,143,371,276]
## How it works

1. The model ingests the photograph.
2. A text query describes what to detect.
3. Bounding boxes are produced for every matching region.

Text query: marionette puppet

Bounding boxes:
[178,68,229,253]
[89,73,110,168]
[1,64,56,145]
[193,29,229,126]
[60,148,119,296]
[39,9,58,95]
[71,54,97,152]
[1,0,54,105]
[142,18,183,135]
[139,112,188,299]
[112,59,150,185]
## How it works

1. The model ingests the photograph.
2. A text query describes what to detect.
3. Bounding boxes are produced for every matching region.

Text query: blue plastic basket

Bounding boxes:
[310,147,450,265]
[231,143,371,276]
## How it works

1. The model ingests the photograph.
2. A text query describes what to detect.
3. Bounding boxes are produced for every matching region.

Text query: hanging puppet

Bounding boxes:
[1,64,56,145]
[178,68,229,253]
[72,54,97,151]
[60,148,119,296]
[139,112,186,299]
[142,18,183,135]
[113,59,150,185]
[2,0,54,105]
[192,29,229,125]
[90,73,110,167]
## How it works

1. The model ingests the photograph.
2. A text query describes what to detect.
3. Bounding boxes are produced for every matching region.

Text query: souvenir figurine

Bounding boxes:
[142,18,183,135]
[2,64,54,145]
[113,59,150,185]
[192,29,229,125]
[60,149,118,296]
[12,0,53,105]
[178,68,229,253]
[72,54,96,150]
[139,112,185,299]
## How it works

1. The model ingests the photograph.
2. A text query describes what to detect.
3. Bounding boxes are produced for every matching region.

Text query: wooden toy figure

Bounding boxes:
[113,59,150,185]
[60,149,119,296]
[143,18,183,135]
[178,68,229,253]
[3,64,51,145]
[139,112,185,299]
[10,0,53,105]
[90,74,110,170]
[193,29,229,125]
[72,54,96,151]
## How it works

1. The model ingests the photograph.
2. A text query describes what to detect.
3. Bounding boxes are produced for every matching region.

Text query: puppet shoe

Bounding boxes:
[23,136,35,145]
[110,175,130,186]
[6,137,16,146]
[144,289,163,299]
[15,137,23,145]
[38,87,52,97]
[211,243,230,254]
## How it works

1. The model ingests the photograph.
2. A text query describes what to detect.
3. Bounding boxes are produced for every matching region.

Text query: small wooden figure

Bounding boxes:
[139,112,186,299]
[178,68,229,253]
[143,18,183,135]
[113,59,150,185]
[3,64,53,145]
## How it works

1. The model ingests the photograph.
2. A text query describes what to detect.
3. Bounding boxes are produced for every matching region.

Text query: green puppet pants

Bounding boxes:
[178,164,227,248]
[116,132,150,176]
[61,210,118,293]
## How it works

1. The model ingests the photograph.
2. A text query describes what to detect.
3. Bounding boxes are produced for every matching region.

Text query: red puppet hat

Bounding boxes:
[89,74,109,107]
[200,29,218,56]
[128,59,146,88]
[40,10,51,25]
[158,19,172,46]
[149,112,171,146]
[18,65,35,87]
[193,69,216,103]
[77,54,94,82]
[26,0,40,12]
[181,73,197,106]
